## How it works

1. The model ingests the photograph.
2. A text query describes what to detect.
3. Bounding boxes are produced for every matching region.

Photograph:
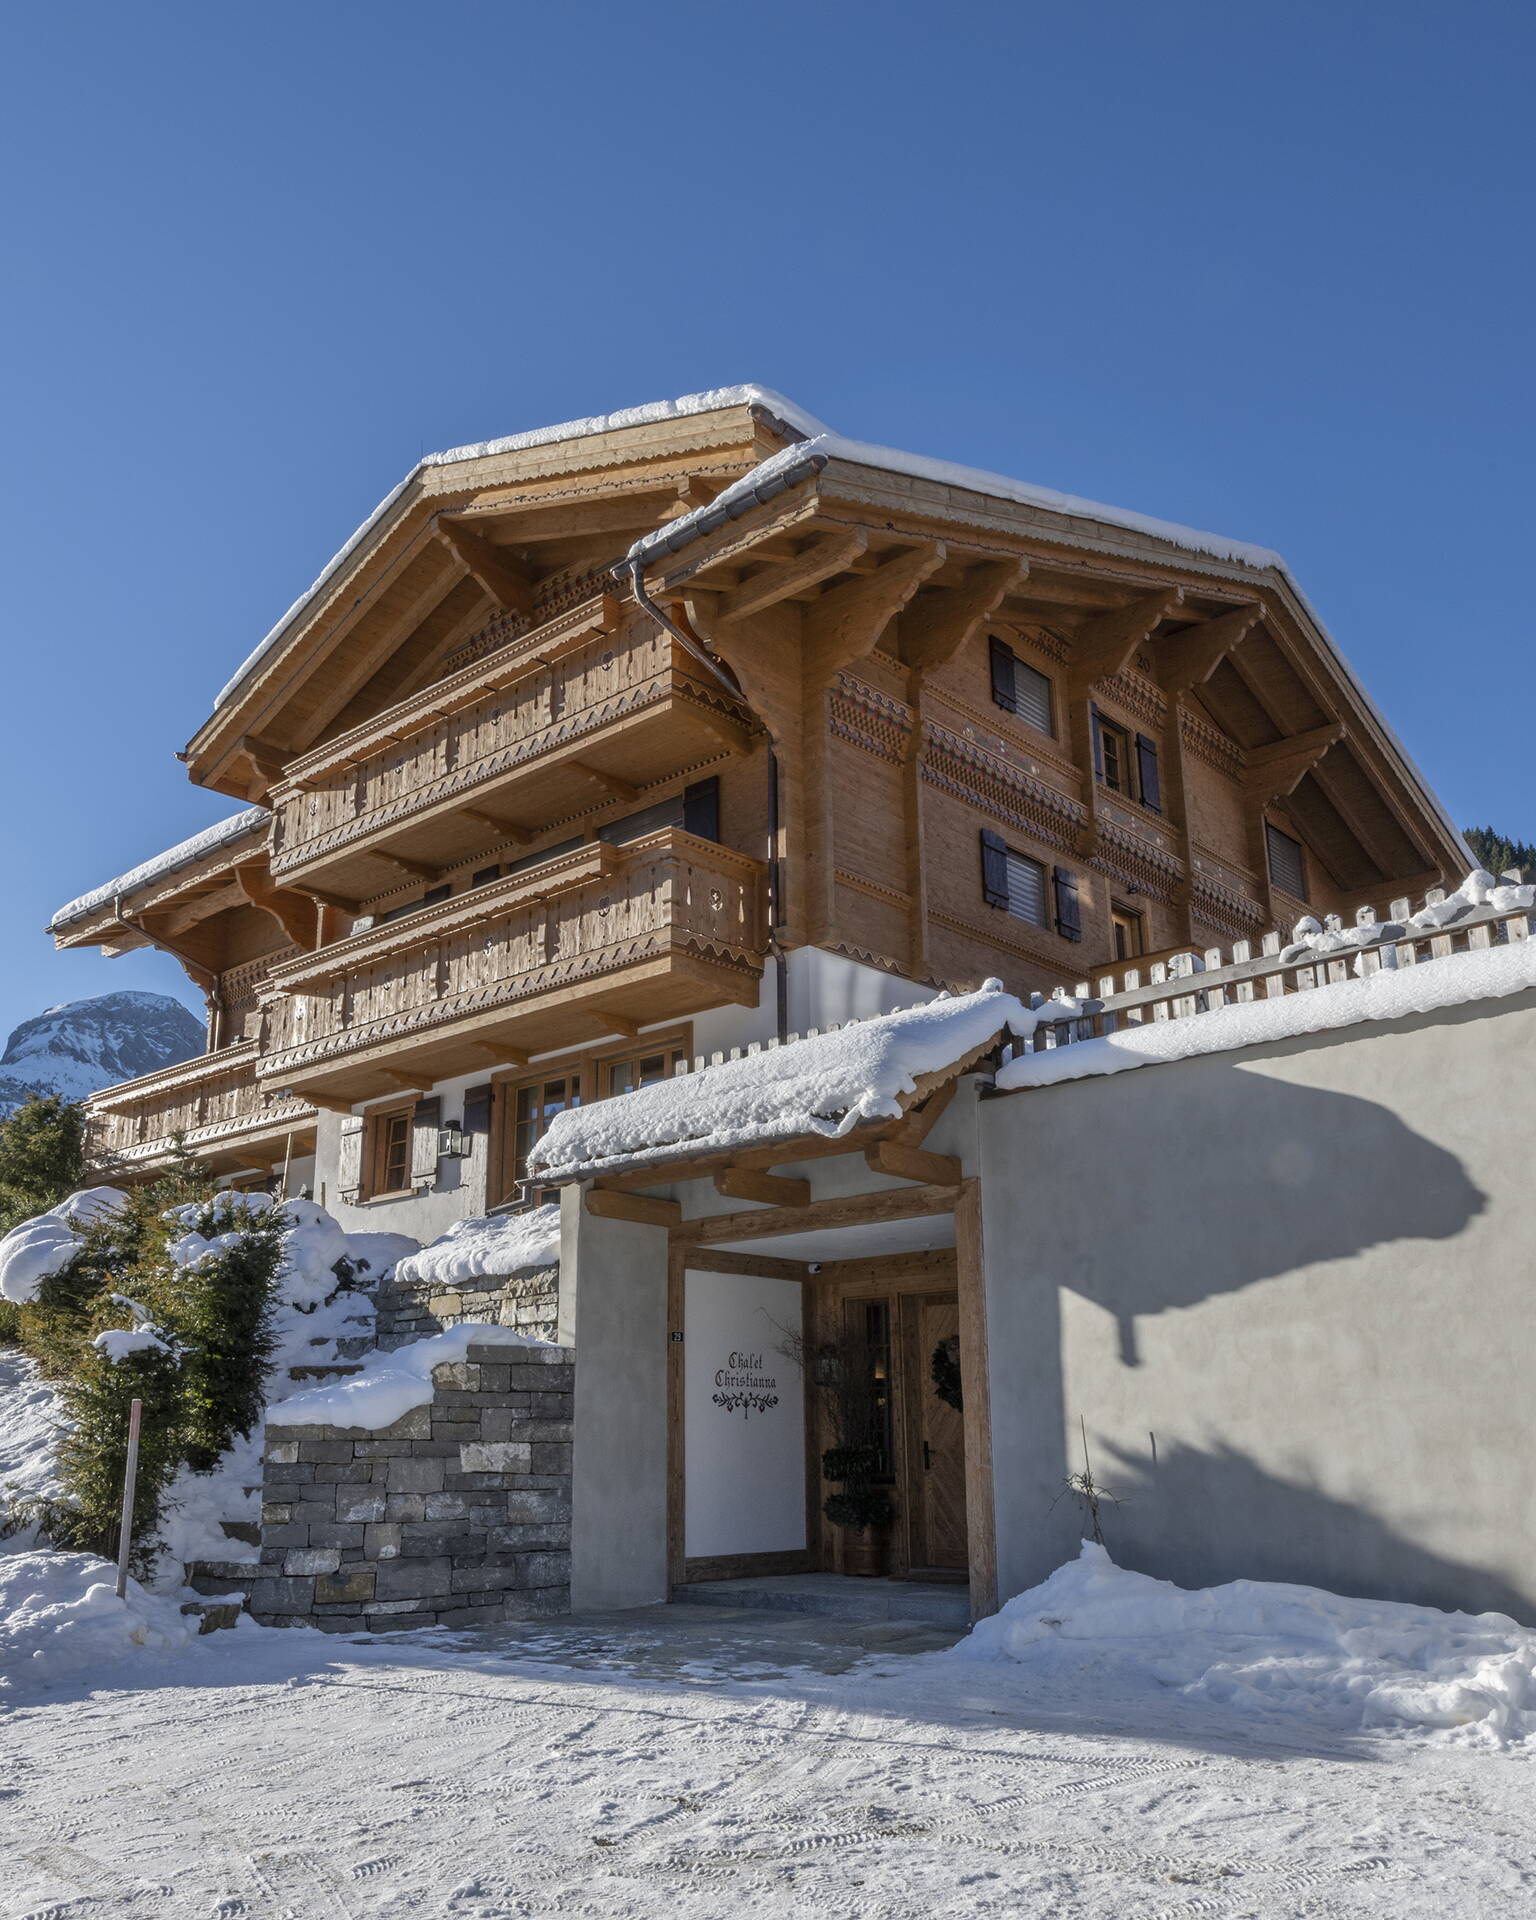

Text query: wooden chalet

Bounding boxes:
[51,385,1465,1212]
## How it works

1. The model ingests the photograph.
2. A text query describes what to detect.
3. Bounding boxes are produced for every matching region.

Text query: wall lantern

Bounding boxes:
[437,1121,470,1159]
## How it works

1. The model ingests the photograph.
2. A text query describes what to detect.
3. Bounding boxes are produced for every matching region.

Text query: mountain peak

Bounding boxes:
[0,991,205,1115]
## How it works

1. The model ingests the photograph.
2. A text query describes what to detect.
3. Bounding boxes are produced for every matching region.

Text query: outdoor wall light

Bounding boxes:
[437,1122,469,1159]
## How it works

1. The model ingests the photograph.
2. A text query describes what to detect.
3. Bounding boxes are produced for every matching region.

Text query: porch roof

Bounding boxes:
[527,979,1047,1185]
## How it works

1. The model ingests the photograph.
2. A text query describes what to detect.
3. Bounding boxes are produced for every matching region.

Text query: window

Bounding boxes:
[1266,822,1308,901]
[1111,905,1145,960]
[505,835,582,878]
[377,882,452,925]
[1091,708,1162,812]
[368,1104,415,1197]
[495,1071,583,1206]
[988,636,1053,735]
[604,1044,687,1096]
[980,832,1082,941]
[599,777,719,848]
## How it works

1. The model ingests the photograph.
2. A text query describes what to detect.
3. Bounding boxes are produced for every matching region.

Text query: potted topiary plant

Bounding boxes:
[822,1444,894,1576]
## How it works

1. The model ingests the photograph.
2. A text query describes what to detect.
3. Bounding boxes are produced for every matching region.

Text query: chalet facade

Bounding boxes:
[54,386,1463,1208]
[53,385,1525,1628]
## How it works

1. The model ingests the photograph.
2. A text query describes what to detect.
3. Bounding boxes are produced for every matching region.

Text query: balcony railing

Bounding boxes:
[256,829,769,1102]
[268,596,754,901]
[87,1042,318,1172]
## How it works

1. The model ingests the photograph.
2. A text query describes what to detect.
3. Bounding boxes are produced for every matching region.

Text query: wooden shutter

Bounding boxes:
[980,830,1010,909]
[336,1116,365,1201]
[1053,866,1082,942]
[1089,704,1105,780]
[463,1081,493,1137]
[409,1095,442,1187]
[988,636,1017,713]
[1135,733,1162,812]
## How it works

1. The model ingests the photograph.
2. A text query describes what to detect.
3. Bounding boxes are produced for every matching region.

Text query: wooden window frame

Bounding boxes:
[364,1099,417,1201]
[1266,821,1308,902]
[486,1025,694,1209]
[988,634,1054,737]
[1110,902,1145,961]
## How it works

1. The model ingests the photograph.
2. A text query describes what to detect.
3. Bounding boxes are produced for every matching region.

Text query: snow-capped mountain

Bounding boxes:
[0,992,204,1116]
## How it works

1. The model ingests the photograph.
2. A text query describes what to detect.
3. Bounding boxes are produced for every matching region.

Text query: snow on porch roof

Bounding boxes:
[49,806,269,932]
[526,980,1041,1185]
[211,384,1285,715]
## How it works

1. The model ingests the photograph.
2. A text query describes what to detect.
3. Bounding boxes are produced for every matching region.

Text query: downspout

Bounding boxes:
[619,557,790,1044]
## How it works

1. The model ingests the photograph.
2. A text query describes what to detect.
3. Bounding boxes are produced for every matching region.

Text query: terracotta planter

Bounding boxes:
[840,1525,889,1577]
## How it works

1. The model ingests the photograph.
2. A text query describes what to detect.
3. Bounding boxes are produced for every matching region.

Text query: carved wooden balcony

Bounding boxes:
[268,596,755,903]
[255,829,769,1104]
[86,1041,318,1174]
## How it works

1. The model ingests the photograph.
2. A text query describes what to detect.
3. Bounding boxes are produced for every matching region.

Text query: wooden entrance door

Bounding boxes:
[905,1296,968,1571]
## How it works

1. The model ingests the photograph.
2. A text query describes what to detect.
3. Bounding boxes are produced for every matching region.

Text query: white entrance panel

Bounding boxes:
[684,1270,807,1560]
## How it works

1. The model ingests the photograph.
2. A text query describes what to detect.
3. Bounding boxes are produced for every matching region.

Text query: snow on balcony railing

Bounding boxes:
[998,871,1536,1073]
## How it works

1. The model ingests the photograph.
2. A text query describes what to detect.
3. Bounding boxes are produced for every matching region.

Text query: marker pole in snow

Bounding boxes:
[115,1398,143,1599]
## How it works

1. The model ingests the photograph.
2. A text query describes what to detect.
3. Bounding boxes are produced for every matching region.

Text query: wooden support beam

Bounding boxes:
[1243,721,1346,803]
[239,734,291,791]
[802,542,947,686]
[469,1042,530,1068]
[675,1181,957,1248]
[717,528,869,624]
[573,764,639,804]
[890,1080,956,1150]
[1067,588,1184,698]
[864,1141,962,1186]
[586,1187,681,1228]
[659,476,720,519]
[1156,603,1266,695]
[376,1071,432,1094]
[899,558,1029,675]
[234,861,321,951]
[713,1167,812,1208]
[584,1013,640,1039]
[376,850,441,882]
[436,519,536,617]
[458,806,533,845]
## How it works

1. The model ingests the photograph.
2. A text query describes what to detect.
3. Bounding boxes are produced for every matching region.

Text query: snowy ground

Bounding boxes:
[3,1597,1533,1919]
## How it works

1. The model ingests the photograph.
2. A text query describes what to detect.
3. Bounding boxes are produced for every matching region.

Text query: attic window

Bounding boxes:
[1266,823,1307,901]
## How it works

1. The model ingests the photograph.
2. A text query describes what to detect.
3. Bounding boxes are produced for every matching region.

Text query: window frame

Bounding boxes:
[1110,903,1145,961]
[1266,821,1309,902]
[988,633,1055,737]
[365,1099,417,1200]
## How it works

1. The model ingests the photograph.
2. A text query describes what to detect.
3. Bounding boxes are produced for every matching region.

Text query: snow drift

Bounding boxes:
[393,1206,560,1290]
[0,1549,200,1684]
[271,1322,558,1431]
[958,1543,1536,1746]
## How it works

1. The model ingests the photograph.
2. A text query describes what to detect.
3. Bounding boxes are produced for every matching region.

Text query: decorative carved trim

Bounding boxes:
[927,908,1077,973]
[1180,705,1244,776]
[1095,666,1167,731]
[922,722,1088,853]
[1011,622,1070,665]
[1090,816,1186,904]
[834,869,913,908]
[829,672,913,763]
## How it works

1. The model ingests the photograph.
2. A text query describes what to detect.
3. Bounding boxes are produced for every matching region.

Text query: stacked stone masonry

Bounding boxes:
[373,1264,560,1351]
[251,1341,573,1631]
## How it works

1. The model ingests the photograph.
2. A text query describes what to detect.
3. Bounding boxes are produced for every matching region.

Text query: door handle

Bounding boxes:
[923,1441,933,1471]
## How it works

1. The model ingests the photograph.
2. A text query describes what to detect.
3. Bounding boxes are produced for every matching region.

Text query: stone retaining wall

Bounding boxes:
[250,1340,573,1631]
[374,1264,560,1350]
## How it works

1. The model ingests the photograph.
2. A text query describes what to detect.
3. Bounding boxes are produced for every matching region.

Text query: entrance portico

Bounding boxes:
[555,1069,1002,1621]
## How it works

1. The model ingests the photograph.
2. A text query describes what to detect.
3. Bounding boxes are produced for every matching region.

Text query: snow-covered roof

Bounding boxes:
[527,981,1043,1183]
[210,384,1283,716]
[202,383,1468,866]
[49,807,269,932]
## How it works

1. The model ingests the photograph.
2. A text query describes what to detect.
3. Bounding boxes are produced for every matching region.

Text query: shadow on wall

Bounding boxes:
[1098,1435,1533,1625]
[1057,1066,1487,1364]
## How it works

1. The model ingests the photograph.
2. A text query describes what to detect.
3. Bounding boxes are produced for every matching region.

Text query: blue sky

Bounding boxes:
[2,0,1532,1032]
